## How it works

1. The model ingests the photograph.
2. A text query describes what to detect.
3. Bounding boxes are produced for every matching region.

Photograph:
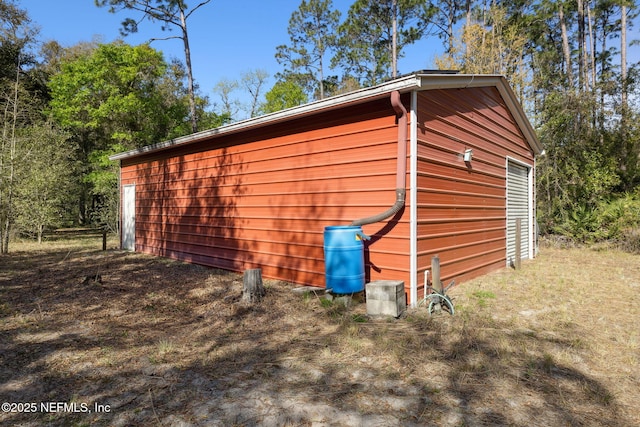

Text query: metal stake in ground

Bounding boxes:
[431,255,442,312]
[419,255,455,315]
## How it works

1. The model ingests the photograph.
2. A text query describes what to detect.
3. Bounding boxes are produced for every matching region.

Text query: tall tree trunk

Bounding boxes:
[319,52,325,99]
[481,0,488,68]
[447,0,455,54]
[621,4,628,110]
[0,90,7,253]
[620,4,630,187]
[577,0,588,92]
[559,4,574,89]
[392,0,398,78]
[599,12,608,123]
[180,8,198,134]
[586,1,596,92]
[491,1,496,72]
[465,0,472,58]
[2,56,20,254]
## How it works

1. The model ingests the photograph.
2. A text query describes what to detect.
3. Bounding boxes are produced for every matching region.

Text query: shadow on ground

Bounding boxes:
[0,243,635,426]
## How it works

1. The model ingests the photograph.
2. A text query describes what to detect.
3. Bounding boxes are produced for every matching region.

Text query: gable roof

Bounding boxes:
[110,73,542,161]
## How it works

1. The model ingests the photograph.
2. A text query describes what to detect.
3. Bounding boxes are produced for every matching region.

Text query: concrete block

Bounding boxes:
[366,280,406,317]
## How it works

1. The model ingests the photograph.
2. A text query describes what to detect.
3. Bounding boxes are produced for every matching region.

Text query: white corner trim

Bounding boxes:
[409,90,418,307]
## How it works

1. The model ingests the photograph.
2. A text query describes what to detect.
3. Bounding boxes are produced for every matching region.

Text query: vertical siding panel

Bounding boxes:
[121,97,411,288]
[416,88,534,290]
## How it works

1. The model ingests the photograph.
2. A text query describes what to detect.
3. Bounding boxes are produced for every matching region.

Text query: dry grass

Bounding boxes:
[1,236,639,426]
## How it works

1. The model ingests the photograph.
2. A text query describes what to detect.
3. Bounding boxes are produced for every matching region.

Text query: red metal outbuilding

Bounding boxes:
[111,73,542,306]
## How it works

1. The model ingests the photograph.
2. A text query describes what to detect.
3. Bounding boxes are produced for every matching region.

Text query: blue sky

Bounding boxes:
[25,0,441,112]
[23,0,640,113]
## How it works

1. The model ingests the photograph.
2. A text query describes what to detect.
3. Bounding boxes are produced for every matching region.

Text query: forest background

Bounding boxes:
[0,0,638,253]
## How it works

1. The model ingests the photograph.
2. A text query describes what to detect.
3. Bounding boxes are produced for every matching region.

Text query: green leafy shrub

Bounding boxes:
[550,191,640,249]
[553,204,603,243]
[598,193,640,238]
[597,192,640,253]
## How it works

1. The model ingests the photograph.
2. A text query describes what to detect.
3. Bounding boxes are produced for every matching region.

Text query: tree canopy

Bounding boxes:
[95,0,213,133]
[0,0,638,250]
[48,42,185,150]
[275,0,341,100]
[259,80,308,115]
[431,0,640,243]
[332,0,436,86]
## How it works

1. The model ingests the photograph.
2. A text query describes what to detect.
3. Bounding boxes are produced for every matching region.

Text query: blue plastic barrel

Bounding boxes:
[324,225,366,294]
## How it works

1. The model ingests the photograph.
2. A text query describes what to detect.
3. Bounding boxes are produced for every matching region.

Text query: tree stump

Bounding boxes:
[242,268,265,303]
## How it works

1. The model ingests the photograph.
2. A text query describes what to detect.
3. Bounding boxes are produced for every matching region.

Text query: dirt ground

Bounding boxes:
[1,236,639,426]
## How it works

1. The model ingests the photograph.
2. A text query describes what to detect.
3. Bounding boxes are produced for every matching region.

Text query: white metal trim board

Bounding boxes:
[409,90,419,307]
[122,184,136,251]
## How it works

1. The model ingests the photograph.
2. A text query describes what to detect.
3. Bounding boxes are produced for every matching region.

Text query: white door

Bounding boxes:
[122,184,136,251]
[507,161,530,266]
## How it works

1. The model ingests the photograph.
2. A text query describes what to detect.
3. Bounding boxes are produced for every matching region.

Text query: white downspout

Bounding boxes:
[409,91,418,307]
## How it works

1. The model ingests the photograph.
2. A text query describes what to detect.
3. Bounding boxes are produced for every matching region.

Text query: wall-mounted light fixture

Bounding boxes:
[463,149,473,162]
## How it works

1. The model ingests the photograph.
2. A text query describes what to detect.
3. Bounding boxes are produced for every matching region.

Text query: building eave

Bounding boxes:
[109,75,422,161]
[110,73,542,161]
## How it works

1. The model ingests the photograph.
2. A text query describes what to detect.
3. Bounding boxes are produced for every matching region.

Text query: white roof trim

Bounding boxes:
[110,73,541,161]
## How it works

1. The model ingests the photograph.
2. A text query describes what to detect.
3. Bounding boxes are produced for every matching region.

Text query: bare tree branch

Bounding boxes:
[185,0,212,20]
[148,35,181,43]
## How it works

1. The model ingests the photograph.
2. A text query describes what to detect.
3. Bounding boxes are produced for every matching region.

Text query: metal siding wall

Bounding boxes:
[120,97,411,288]
[506,161,530,264]
[416,87,534,289]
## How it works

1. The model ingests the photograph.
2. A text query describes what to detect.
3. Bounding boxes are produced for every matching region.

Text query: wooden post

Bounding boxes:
[242,268,265,303]
[431,255,442,311]
[102,230,107,251]
[515,218,522,270]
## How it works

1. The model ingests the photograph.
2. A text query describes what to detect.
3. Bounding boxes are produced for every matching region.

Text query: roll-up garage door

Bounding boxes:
[507,161,529,266]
